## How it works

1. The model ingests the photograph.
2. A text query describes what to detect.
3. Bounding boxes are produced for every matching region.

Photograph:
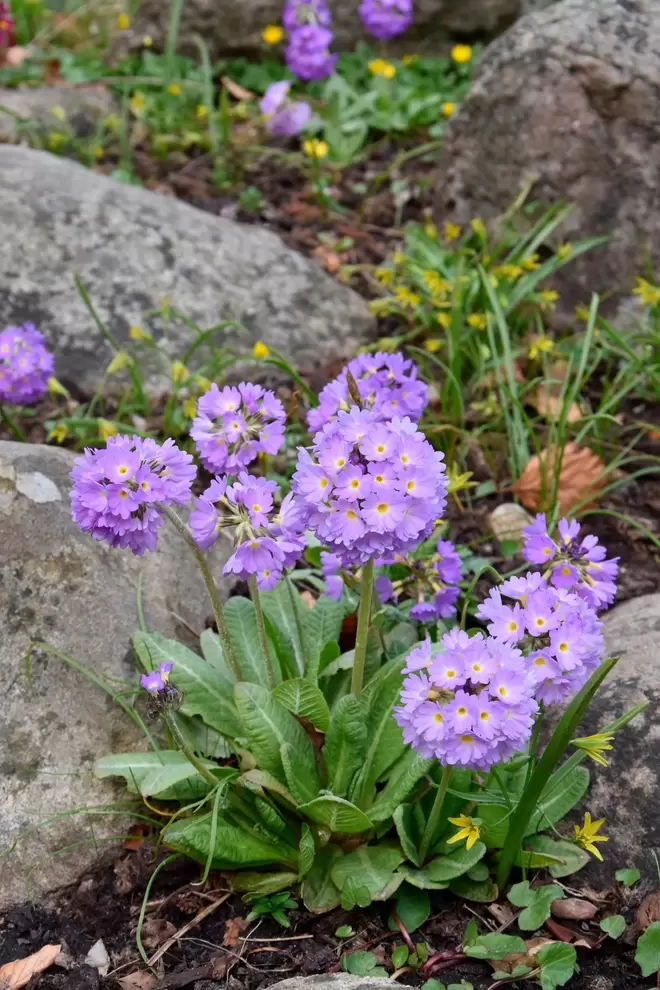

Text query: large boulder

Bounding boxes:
[436,0,660,321]
[0,146,372,394]
[128,0,519,59]
[0,85,115,140]
[0,440,232,910]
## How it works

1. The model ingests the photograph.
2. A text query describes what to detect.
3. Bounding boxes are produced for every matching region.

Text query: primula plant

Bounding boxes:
[58,348,644,923]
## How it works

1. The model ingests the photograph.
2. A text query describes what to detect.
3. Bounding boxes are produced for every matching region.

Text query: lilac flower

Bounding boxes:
[358,0,413,39]
[191,382,286,475]
[435,539,462,584]
[308,352,428,433]
[70,435,196,555]
[322,550,344,600]
[283,0,332,31]
[0,3,15,50]
[141,671,165,694]
[291,408,447,567]
[260,81,312,137]
[286,24,337,81]
[0,324,54,404]
[375,574,395,603]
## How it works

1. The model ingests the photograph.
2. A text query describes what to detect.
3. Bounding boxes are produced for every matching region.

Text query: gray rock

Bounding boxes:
[0,146,373,393]
[0,85,115,140]
[435,0,660,322]
[269,978,393,990]
[0,440,232,909]
[128,0,519,60]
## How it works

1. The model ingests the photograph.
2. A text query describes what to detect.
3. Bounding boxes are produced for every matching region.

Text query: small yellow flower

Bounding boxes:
[129,325,151,341]
[47,376,69,398]
[632,276,660,306]
[557,242,573,260]
[375,267,395,286]
[467,313,487,331]
[574,812,608,861]
[436,311,452,329]
[303,138,329,159]
[424,338,442,353]
[47,132,65,150]
[444,221,461,242]
[470,217,486,238]
[442,101,455,117]
[368,58,396,79]
[451,44,472,64]
[104,112,121,132]
[253,340,270,359]
[448,814,481,850]
[48,422,68,444]
[447,464,477,493]
[167,82,182,97]
[117,11,130,30]
[171,360,190,385]
[142,34,153,46]
[92,144,104,159]
[423,271,451,296]
[368,298,392,316]
[424,221,438,239]
[392,251,406,266]
[195,375,212,392]
[574,304,590,321]
[196,104,209,120]
[98,419,118,441]
[394,285,421,309]
[521,252,541,271]
[51,104,67,122]
[130,91,146,116]
[538,288,559,311]
[493,263,524,281]
[572,732,615,768]
[528,335,554,360]
[182,397,198,419]
[401,54,417,66]
[262,24,284,44]
[106,350,130,375]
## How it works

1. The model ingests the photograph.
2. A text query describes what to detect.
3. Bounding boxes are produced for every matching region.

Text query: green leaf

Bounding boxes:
[344,951,381,976]
[199,627,237,682]
[240,769,297,806]
[298,795,373,833]
[263,611,300,682]
[178,715,232,759]
[225,596,279,685]
[273,678,330,731]
[394,804,422,867]
[369,751,433,823]
[260,581,307,675]
[133,631,241,738]
[231,871,298,896]
[519,836,590,878]
[616,867,641,887]
[163,813,298,870]
[421,981,446,990]
[335,925,354,938]
[396,863,449,891]
[331,845,405,902]
[298,824,316,880]
[526,764,590,834]
[349,664,405,807]
[600,915,626,939]
[449,876,498,903]
[340,877,372,910]
[389,887,430,933]
[425,842,487,883]
[467,863,489,882]
[95,751,235,800]
[305,595,345,681]
[392,945,409,969]
[302,846,342,914]
[537,942,578,990]
[637,922,660,977]
[323,695,368,797]
[280,742,320,805]
[465,934,527,960]
[234,681,318,788]
[508,881,564,930]
[477,803,509,848]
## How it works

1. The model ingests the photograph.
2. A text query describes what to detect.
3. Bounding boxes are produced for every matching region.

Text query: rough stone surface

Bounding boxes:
[0,146,373,393]
[0,85,115,140]
[435,0,660,321]
[128,0,519,59]
[269,978,393,990]
[574,594,660,875]
[0,440,232,910]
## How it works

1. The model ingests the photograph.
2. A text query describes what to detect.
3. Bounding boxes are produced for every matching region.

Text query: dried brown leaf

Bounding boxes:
[551,898,597,921]
[220,75,256,102]
[118,974,157,990]
[5,46,28,67]
[487,902,516,927]
[637,891,660,931]
[141,918,178,950]
[512,442,607,514]
[531,385,583,424]
[0,945,62,988]
[223,916,249,948]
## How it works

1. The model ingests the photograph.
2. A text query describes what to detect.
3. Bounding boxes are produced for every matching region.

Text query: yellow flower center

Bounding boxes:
[508,620,518,632]
[376,503,389,515]
[346,510,358,521]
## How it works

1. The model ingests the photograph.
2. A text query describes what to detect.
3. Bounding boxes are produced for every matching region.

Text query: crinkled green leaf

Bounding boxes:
[323,695,368,797]
[349,664,405,806]
[519,836,590,878]
[396,863,449,891]
[389,887,430,933]
[234,681,318,787]
[449,875,499,903]
[305,595,345,681]
[225,596,279,685]
[231,871,298,896]
[465,934,527,960]
[273,678,330,731]
[425,842,487,883]
[302,846,342,914]
[526,764,590,835]
[331,845,404,901]
[476,803,509,848]
[280,742,320,804]
[298,824,316,879]
[163,813,298,870]
[393,804,422,867]
[95,751,235,800]
[369,751,433,823]
[298,795,373,833]
[199,628,237,683]
[260,581,307,675]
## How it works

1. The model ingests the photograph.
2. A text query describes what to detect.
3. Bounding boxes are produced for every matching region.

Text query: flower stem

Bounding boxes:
[161,505,240,680]
[248,574,275,689]
[285,573,308,674]
[351,557,375,697]
[0,403,26,442]
[165,713,219,788]
[419,764,453,863]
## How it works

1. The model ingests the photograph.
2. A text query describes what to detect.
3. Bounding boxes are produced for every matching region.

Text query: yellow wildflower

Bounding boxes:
[451,44,472,64]
[444,221,461,242]
[47,376,69,398]
[436,311,451,329]
[424,338,443,353]
[470,217,486,237]
[401,54,417,66]
[129,325,151,341]
[47,132,65,150]
[167,82,182,97]
[574,304,591,321]
[262,24,284,44]
[632,276,660,306]
[448,814,481,850]
[104,112,121,132]
[395,285,421,309]
[142,35,153,46]
[92,145,104,159]
[196,375,212,392]
[117,11,130,30]
[51,104,66,122]
[471,394,499,418]
[538,288,559,310]
[106,350,130,375]
[423,271,451,296]
[572,733,615,768]
[253,340,270,359]
[303,138,329,159]
[493,263,524,280]
[48,423,68,444]
[521,253,541,271]
[98,419,118,441]
[171,360,190,385]
[196,104,209,119]
[442,101,455,117]
[528,335,554,360]
[424,221,438,239]
[369,58,396,79]
[183,397,198,419]
[130,91,146,116]
[375,267,395,285]
[368,298,392,316]
[467,313,487,331]
[557,242,573,260]
[447,465,477,493]
[574,812,608,861]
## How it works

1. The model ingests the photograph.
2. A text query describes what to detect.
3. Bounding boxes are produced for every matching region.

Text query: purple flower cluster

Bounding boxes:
[70,435,196,555]
[291,407,447,566]
[191,382,286,475]
[411,539,463,621]
[523,514,619,608]
[284,0,337,80]
[141,661,174,694]
[358,0,413,39]
[394,630,538,771]
[308,352,428,433]
[190,473,306,590]
[0,323,54,404]
[259,80,312,137]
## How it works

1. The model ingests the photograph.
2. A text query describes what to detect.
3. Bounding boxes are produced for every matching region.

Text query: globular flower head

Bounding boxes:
[259,81,312,137]
[308,352,428,433]
[0,323,54,404]
[285,23,337,81]
[283,0,332,31]
[358,0,413,39]
[70,435,196,555]
[292,407,447,566]
[191,382,286,475]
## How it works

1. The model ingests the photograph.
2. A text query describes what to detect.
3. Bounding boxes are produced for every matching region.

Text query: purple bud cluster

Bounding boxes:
[190,473,306,590]
[70,435,196,555]
[284,0,337,81]
[308,352,428,434]
[358,0,413,39]
[0,323,54,404]
[191,382,286,476]
[259,80,312,137]
[522,514,619,609]
[291,407,447,566]
[372,537,463,621]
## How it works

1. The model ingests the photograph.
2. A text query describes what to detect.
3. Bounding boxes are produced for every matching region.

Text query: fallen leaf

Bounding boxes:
[300,590,317,609]
[637,891,660,931]
[85,939,110,976]
[223,916,249,948]
[312,244,342,275]
[487,902,516,927]
[551,898,597,921]
[5,46,28,67]
[220,75,256,102]
[512,442,607,514]
[531,384,583,423]
[211,953,232,978]
[489,502,532,544]
[118,974,157,990]
[141,918,177,950]
[0,945,62,988]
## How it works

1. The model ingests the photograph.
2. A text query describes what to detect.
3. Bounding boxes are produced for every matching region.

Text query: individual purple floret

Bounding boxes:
[522,513,619,608]
[190,472,306,591]
[321,550,344,600]
[70,435,196,555]
[259,81,312,137]
[140,661,174,694]
[283,0,332,31]
[285,24,337,81]
[191,382,286,475]
[0,323,54,404]
[308,352,428,433]
[291,406,447,566]
[358,0,413,39]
